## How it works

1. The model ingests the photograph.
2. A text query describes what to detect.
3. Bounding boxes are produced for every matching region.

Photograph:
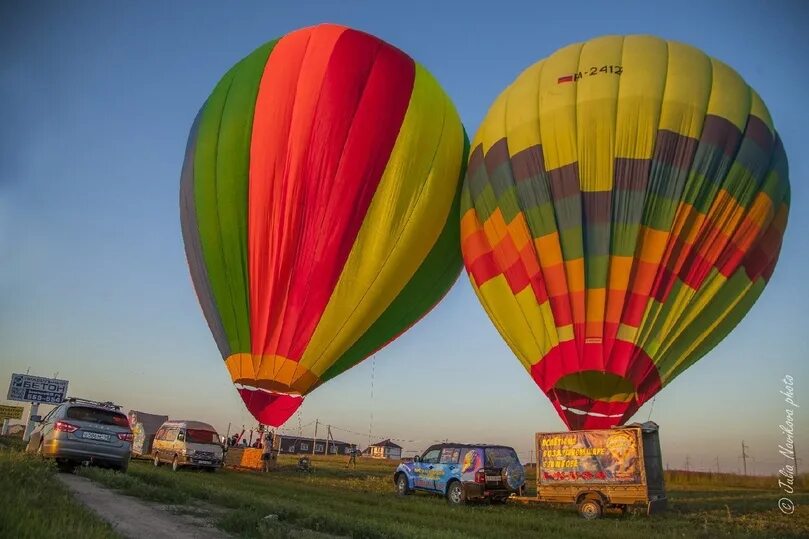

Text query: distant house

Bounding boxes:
[272,435,356,456]
[368,439,403,460]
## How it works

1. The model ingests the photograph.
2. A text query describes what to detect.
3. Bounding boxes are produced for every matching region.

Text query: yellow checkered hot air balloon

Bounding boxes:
[461,35,789,429]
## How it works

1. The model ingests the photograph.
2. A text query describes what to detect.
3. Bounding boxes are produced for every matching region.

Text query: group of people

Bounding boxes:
[227,434,265,449]
[224,428,362,472]
[224,429,278,472]
[226,429,275,449]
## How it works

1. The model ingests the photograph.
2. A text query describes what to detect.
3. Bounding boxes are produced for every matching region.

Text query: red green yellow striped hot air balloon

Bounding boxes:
[461,35,790,430]
[180,24,467,426]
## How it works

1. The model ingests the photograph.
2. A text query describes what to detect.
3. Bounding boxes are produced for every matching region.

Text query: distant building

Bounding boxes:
[367,439,403,460]
[272,434,356,456]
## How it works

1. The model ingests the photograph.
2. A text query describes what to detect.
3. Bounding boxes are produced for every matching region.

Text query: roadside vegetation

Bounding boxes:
[0,435,117,539]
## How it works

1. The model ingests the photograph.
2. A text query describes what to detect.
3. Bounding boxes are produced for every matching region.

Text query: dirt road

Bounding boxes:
[57,473,229,539]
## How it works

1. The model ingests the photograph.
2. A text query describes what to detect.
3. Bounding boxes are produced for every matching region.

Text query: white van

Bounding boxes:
[152,420,224,471]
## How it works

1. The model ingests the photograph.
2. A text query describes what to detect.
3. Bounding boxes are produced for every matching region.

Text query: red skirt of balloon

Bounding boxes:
[237,387,303,427]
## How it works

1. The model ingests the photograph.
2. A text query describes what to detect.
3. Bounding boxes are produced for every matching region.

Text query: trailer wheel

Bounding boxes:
[578,497,603,520]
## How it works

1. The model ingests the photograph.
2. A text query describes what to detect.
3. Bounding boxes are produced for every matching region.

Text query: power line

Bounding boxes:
[369,356,375,448]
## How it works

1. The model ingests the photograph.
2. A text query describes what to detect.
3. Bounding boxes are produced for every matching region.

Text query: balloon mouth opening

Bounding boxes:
[236,384,304,427]
[552,371,637,403]
[558,405,626,419]
[549,371,645,429]
[555,400,639,430]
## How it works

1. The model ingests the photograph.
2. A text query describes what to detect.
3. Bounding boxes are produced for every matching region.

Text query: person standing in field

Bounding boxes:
[346,447,357,469]
[262,430,274,472]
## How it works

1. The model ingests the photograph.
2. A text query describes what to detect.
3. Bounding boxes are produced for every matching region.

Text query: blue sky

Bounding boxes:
[2,1,807,473]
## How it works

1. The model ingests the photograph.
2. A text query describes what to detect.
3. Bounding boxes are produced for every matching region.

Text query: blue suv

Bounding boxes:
[394,443,525,505]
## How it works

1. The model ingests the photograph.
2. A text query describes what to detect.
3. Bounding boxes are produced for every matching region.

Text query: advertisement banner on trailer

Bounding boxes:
[537,429,642,484]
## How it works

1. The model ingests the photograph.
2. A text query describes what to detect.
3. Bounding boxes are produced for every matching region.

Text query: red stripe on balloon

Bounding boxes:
[466,250,500,286]
[548,294,573,326]
[274,29,415,361]
[249,25,325,363]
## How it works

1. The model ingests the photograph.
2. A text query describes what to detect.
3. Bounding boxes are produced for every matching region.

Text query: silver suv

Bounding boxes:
[25,397,133,472]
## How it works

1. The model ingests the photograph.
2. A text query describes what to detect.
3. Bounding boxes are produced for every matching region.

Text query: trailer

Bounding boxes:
[512,421,666,519]
[128,410,168,458]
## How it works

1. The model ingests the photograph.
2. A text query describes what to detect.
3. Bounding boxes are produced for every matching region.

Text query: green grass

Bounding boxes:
[77,454,807,538]
[0,435,118,539]
[664,469,808,490]
[3,436,803,539]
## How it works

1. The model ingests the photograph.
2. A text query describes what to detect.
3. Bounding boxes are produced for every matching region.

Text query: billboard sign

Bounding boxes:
[0,405,24,420]
[7,373,69,404]
[537,428,642,484]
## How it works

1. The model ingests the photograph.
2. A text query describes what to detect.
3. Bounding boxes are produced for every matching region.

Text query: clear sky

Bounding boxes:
[2,1,807,474]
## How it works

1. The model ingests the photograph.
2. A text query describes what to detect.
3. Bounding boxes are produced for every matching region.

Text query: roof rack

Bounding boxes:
[64,397,122,411]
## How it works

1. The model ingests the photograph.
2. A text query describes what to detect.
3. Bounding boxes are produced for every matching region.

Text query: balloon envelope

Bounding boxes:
[461,35,789,429]
[181,24,467,426]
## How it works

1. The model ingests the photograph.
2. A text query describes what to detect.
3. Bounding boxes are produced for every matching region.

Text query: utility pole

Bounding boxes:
[740,441,749,476]
[23,400,41,443]
[685,455,691,473]
[325,425,331,456]
[715,456,720,474]
[794,441,799,478]
[312,419,319,456]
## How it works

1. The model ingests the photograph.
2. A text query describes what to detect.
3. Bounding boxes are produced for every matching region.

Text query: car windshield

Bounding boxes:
[66,406,129,427]
[186,429,219,444]
[485,447,519,467]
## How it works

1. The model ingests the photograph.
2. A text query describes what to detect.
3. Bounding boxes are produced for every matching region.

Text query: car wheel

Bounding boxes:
[172,456,180,472]
[446,481,465,506]
[153,453,161,467]
[395,474,411,496]
[578,497,603,520]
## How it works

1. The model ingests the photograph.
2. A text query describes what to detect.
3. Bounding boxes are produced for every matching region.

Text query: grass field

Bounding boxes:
[0,436,117,539]
[1,435,804,538]
[70,452,807,539]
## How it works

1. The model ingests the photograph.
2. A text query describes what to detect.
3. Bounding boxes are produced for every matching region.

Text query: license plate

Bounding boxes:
[82,432,110,441]
[196,460,212,465]
[485,476,501,482]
